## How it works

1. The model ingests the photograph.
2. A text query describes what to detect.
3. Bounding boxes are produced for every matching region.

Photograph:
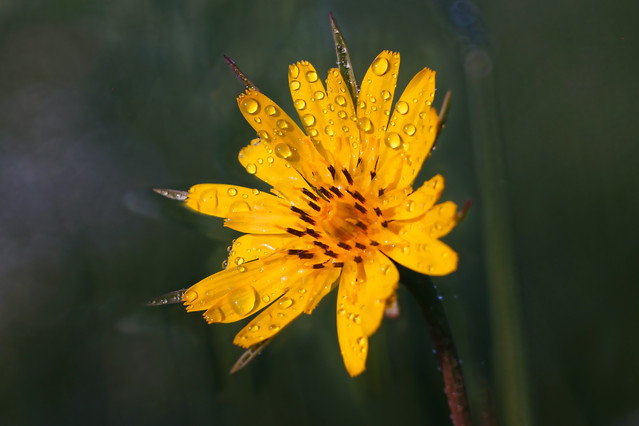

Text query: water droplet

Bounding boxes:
[205,307,224,323]
[269,325,280,331]
[357,337,365,345]
[245,163,257,174]
[275,143,293,159]
[254,117,262,124]
[230,200,251,213]
[314,91,325,100]
[290,80,301,91]
[369,96,377,103]
[358,101,366,109]
[302,114,316,127]
[276,119,290,130]
[262,295,271,303]
[183,290,198,302]
[309,128,319,137]
[298,288,307,294]
[395,101,409,114]
[335,95,347,106]
[228,286,257,315]
[241,98,260,115]
[237,265,247,273]
[305,70,318,82]
[235,257,245,265]
[403,124,416,136]
[252,188,260,195]
[324,126,335,136]
[222,259,228,269]
[249,325,260,332]
[338,307,346,315]
[278,297,293,309]
[337,110,347,119]
[385,132,402,149]
[227,187,238,197]
[289,64,300,78]
[371,57,390,76]
[357,117,373,133]
[353,314,361,324]
[265,105,277,116]
[294,99,306,110]
[257,130,270,141]
[381,90,391,101]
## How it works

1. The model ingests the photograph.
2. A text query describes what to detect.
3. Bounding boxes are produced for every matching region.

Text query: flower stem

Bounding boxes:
[399,265,472,426]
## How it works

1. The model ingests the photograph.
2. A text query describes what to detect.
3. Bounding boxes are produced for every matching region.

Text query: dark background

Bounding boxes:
[1,0,637,425]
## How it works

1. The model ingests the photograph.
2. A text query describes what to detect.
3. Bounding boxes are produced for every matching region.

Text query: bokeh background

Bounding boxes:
[1,1,638,425]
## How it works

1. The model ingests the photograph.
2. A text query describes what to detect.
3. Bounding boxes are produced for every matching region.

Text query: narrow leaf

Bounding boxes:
[330,12,358,103]
[224,55,259,92]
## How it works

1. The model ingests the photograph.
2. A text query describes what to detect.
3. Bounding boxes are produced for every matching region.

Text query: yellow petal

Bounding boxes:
[379,68,439,189]
[392,201,458,242]
[325,68,360,171]
[357,51,400,148]
[234,268,331,348]
[359,250,399,336]
[238,138,311,192]
[303,266,341,314]
[336,261,368,377]
[386,174,445,220]
[382,237,458,276]
[186,184,289,218]
[227,233,296,265]
[237,90,330,185]
[288,61,334,157]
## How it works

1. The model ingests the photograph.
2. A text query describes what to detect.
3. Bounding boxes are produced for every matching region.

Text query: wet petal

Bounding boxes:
[359,250,399,336]
[303,266,341,314]
[336,261,368,377]
[227,233,296,265]
[382,237,458,276]
[186,184,289,218]
[392,201,458,242]
[357,51,400,148]
[325,68,360,171]
[238,138,311,192]
[386,174,445,220]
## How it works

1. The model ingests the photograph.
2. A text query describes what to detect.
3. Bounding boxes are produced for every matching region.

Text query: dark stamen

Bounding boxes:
[291,206,306,215]
[328,165,336,179]
[308,201,321,212]
[300,216,316,225]
[312,263,325,269]
[378,188,385,196]
[337,242,351,250]
[325,250,338,258]
[302,188,319,201]
[370,171,377,180]
[381,220,389,228]
[306,228,320,238]
[286,228,305,237]
[352,191,365,203]
[374,207,383,216]
[355,221,368,230]
[299,252,314,259]
[332,262,345,268]
[370,241,380,246]
[355,243,366,250]
[353,256,363,263]
[329,186,343,197]
[313,241,329,249]
[318,187,333,199]
[288,249,305,255]
[342,169,353,185]
[354,203,367,214]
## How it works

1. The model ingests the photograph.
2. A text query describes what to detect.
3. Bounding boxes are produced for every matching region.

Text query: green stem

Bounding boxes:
[400,265,472,426]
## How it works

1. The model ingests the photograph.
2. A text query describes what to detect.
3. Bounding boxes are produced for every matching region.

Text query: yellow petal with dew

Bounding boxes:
[386,174,445,221]
[227,233,296,266]
[357,51,400,150]
[224,210,305,234]
[303,266,341,314]
[325,68,360,171]
[288,61,333,157]
[392,201,458,242]
[336,261,368,377]
[238,138,311,192]
[382,237,458,276]
[186,183,289,218]
[233,269,320,348]
[359,250,399,336]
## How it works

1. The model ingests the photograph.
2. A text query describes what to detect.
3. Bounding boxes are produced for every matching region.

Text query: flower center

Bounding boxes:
[322,201,372,244]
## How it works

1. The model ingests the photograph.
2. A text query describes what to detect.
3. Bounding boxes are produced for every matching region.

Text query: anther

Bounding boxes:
[300,215,316,225]
[325,250,338,258]
[286,227,305,237]
[299,252,314,259]
[306,228,320,238]
[308,201,321,212]
[353,256,363,263]
[318,187,333,199]
[378,188,385,196]
[370,171,377,180]
[328,165,336,179]
[374,207,383,216]
[337,242,351,250]
[381,220,389,228]
[370,241,380,246]
[290,206,306,215]
[342,169,353,185]
[332,262,345,268]
[355,221,368,230]
[313,241,329,249]
[355,243,366,250]
[352,190,366,203]
[288,249,305,255]
[329,186,343,197]
[312,263,325,269]
[302,188,319,201]
[354,203,367,214]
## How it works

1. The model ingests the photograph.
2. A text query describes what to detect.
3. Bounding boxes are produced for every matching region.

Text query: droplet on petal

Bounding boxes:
[227,187,238,196]
[278,297,293,309]
[385,132,402,149]
[357,117,373,133]
[245,163,257,174]
[395,101,409,114]
[294,99,307,110]
[275,143,293,159]
[305,70,318,82]
[229,286,258,315]
[241,98,260,114]
[372,57,390,76]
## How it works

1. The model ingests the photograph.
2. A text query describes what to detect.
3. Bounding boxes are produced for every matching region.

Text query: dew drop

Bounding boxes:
[235,257,245,265]
[245,163,257,174]
[289,64,300,78]
[357,337,366,345]
[262,295,271,303]
[237,265,247,273]
[305,70,318,82]
[294,99,306,110]
[357,117,373,133]
[337,110,347,119]
[278,297,293,309]
[372,57,390,76]
[230,200,251,213]
[403,124,417,136]
[275,143,293,159]
[335,95,347,106]
[302,114,316,127]
[314,91,325,100]
[227,187,238,197]
[385,132,402,149]
[228,286,257,315]
[298,288,307,294]
[265,105,277,116]
[241,98,259,114]
[309,128,319,137]
[269,325,280,331]
[183,290,198,302]
[252,188,260,195]
[324,126,335,136]
[395,101,409,115]
[276,119,290,130]
[381,90,392,101]
[205,307,224,323]
[249,325,260,332]
[267,156,274,164]
[257,130,270,141]
[290,80,301,91]
[358,101,366,109]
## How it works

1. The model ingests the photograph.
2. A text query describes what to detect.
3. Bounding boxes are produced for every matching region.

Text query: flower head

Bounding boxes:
[181,51,458,376]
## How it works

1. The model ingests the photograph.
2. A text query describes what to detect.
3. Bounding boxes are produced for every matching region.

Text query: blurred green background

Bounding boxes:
[1,0,638,425]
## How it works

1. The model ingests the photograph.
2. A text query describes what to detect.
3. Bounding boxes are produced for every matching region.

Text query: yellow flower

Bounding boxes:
[182,51,458,376]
